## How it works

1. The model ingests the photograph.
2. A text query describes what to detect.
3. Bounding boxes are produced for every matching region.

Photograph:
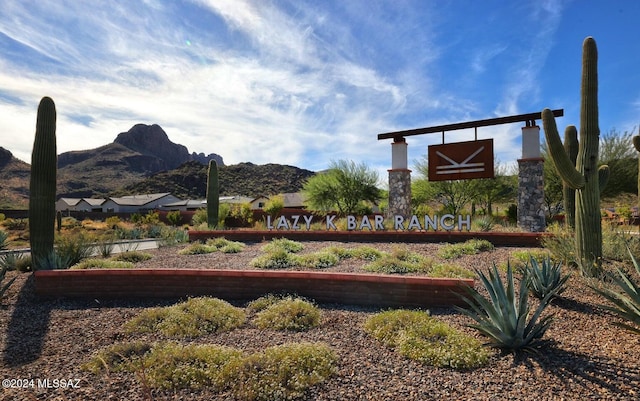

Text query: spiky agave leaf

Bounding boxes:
[455,262,555,351]
[526,256,570,300]
[591,247,640,335]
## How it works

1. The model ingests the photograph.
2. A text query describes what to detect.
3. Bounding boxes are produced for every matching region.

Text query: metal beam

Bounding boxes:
[377,109,563,140]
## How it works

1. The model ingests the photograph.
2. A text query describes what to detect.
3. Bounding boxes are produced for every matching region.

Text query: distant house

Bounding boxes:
[102,193,180,213]
[158,199,206,212]
[56,197,106,213]
[250,193,307,210]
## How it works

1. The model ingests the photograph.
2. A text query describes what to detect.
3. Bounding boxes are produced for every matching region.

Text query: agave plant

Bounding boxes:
[0,265,17,300]
[591,247,640,335]
[456,262,556,352]
[525,256,570,300]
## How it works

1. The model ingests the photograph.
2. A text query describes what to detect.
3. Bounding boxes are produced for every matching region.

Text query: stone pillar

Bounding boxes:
[517,125,546,232]
[387,138,412,219]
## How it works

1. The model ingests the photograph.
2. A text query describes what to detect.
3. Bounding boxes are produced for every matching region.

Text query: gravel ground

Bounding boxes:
[1,240,639,401]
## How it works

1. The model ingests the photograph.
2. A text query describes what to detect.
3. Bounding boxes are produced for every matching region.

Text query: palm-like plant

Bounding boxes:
[591,247,640,335]
[456,262,556,352]
[525,256,570,300]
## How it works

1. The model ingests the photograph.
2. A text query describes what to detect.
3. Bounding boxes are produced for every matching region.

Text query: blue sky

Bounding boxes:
[1,0,638,185]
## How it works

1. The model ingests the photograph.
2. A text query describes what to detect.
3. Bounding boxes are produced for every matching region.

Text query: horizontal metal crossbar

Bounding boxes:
[377,109,563,140]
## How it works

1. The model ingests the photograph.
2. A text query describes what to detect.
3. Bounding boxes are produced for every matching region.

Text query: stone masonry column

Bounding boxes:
[517,124,546,232]
[387,138,412,219]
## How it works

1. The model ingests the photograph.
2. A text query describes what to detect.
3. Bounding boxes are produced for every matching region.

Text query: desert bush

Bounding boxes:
[35,250,73,270]
[83,341,152,374]
[143,342,243,390]
[246,294,289,312]
[104,216,121,229]
[456,263,556,352]
[178,243,216,255]
[261,238,304,253]
[254,297,321,331]
[55,232,95,266]
[542,223,577,268]
[71,259,135,269]
[158,226,189,247]
[297,251,339,269]
[251,248,300,269]
[96,235,117,258]
[322,245,354,260]
[350,245,384,261]
[364,254,431,274]
[223,342,338,401]
[429,263,475,279]
[112,251,152,263]
[364,310,489,370]
[145,224,163,238]
[472,216,494,232]
[124,297,246,338]
[2,218,27,230]
[191,209,208,226]
[438,239,494,260]
[166,210,182,226]
[206,237,246,253]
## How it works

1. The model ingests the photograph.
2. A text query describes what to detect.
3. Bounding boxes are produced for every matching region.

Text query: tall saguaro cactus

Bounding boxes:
[542,37,609,275]
[562,126,579,229]
[29,97,57,270]
[206,160,219,229]
[633,135,640,218]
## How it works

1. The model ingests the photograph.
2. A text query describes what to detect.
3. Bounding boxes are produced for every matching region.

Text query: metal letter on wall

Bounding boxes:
[428,139,494,181]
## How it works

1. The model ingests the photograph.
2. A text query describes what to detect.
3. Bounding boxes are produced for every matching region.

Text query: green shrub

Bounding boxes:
[144,342,243,390]
[124,297,247,338]
[456,262,555,352]
[111,251,152,263]
[472,216,494,232]
[0,213,4,222]
[158,226,189,247]
[322,245,354,260]
[83,341,152,374]
[438,239,494,260]
[364,255,430,274]
[96,235,116,258]
[178,243,216,255]
[206,237,246,253]
[191,208,208,226]
[261,238,304,253]
[166,210,182,226]
[254,297,321,331]
[542,223,577,268]
[350,245,384,261]
[2,218,27,230]
[429,263,475,279]
[364,310,489,370]
[251,249,300,269]
[71,258,135,270]
[246,294,287,312]
[224,342,338,401]
[104,216,121,229]
[87,341,337,398]
[55,232,95,266]
[297,251,339,269]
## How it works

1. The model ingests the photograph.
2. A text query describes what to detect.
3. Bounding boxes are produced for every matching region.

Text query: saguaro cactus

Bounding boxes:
[542,37,609,275]
[206,160,219,229]
[29,97,57,270]
[562,126,578,229]
[633,135,640,219]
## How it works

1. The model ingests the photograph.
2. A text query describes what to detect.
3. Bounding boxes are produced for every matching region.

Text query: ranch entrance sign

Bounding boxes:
[428,139,494,181]
[378,109,564,232]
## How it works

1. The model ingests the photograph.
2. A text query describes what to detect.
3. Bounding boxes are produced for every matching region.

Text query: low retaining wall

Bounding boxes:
[189,230,549,247]
[34,269,474,308]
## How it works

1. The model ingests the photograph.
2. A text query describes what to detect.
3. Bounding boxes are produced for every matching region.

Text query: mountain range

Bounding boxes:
[0,124,315,208]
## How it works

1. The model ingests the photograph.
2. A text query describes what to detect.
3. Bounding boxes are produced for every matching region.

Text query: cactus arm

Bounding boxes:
[542,109,585,189]
[633,135,640,152]
[598,165,609,194]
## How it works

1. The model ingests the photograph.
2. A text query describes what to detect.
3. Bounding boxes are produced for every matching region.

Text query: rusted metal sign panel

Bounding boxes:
[428,139,494,181]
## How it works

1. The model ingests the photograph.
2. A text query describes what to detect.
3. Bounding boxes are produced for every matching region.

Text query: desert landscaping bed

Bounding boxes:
[1,240,640,400]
